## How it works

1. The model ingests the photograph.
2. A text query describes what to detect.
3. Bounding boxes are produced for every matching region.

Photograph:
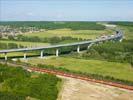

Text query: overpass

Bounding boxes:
[0,30,123,60]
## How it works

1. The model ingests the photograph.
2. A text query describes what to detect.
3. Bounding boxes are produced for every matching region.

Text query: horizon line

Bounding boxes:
[0,20,133,22]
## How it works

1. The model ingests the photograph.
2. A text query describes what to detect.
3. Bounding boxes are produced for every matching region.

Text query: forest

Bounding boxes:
[109,21,133,27]
[0,21,105,30]
[0,64,61,100]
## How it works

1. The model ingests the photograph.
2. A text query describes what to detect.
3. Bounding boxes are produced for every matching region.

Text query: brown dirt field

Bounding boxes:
[57,76,133,100]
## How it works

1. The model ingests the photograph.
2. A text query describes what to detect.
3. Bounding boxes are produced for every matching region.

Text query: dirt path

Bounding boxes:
[57,76,133,100]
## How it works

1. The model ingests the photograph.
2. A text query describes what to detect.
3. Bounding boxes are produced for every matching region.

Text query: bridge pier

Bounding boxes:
[77,45,80,53]
[99,41,103,44]
[87,43,93,49]
[119,38,123,42]
[40,50,44,58]
[24,52,26,59]
[4,53,7,61]
[56,49,59,57]
[95,42,99,46]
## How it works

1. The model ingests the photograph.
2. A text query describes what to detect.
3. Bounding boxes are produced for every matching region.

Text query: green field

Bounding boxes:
[25,57,133,82]
[24,29,112,39]
[0,40,50,47]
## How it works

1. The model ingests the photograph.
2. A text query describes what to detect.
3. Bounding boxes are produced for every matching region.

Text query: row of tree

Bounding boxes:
[0,42,25,49]
[108,22,133,27]
[7,35,87,44]
[0,21,105,30]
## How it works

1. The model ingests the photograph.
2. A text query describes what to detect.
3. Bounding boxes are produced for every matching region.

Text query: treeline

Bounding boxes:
[77,40,133,66]
[37,64,133,86]
[0,64,61,100]
[0,42,25,49]
[8,35,86,44]
[0,21,105,30]
[0,36,87,50]
[108,22,133,27]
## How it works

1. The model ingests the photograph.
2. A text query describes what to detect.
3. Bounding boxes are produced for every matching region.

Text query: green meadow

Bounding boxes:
[0,40,50,47]
[24,29,112,39]
[26,57,133,82]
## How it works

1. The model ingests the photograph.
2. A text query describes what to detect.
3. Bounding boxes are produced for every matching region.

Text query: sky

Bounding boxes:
[0,0,133,21]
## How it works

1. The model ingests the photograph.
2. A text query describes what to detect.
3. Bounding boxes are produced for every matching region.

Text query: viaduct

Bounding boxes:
[0,30,123,61]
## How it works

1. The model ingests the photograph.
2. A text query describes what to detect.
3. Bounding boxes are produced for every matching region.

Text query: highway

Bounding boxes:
[0,30,123,54]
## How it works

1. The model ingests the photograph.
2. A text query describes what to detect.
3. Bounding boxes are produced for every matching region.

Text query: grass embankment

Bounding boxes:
[25,57,133,82]
[24,29,112,39]
[0,64,61,100]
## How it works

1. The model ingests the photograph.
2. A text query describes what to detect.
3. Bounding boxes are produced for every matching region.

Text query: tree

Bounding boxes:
[8,35,15,40]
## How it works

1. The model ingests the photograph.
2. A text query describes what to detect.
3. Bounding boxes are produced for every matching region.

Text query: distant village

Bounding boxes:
[0,25,44,38]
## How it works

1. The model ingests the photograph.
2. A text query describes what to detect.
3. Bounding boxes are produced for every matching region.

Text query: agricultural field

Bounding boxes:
[24,29,112,39]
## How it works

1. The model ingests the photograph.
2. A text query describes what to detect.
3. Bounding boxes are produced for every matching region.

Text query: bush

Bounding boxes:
[7,43,18,49]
